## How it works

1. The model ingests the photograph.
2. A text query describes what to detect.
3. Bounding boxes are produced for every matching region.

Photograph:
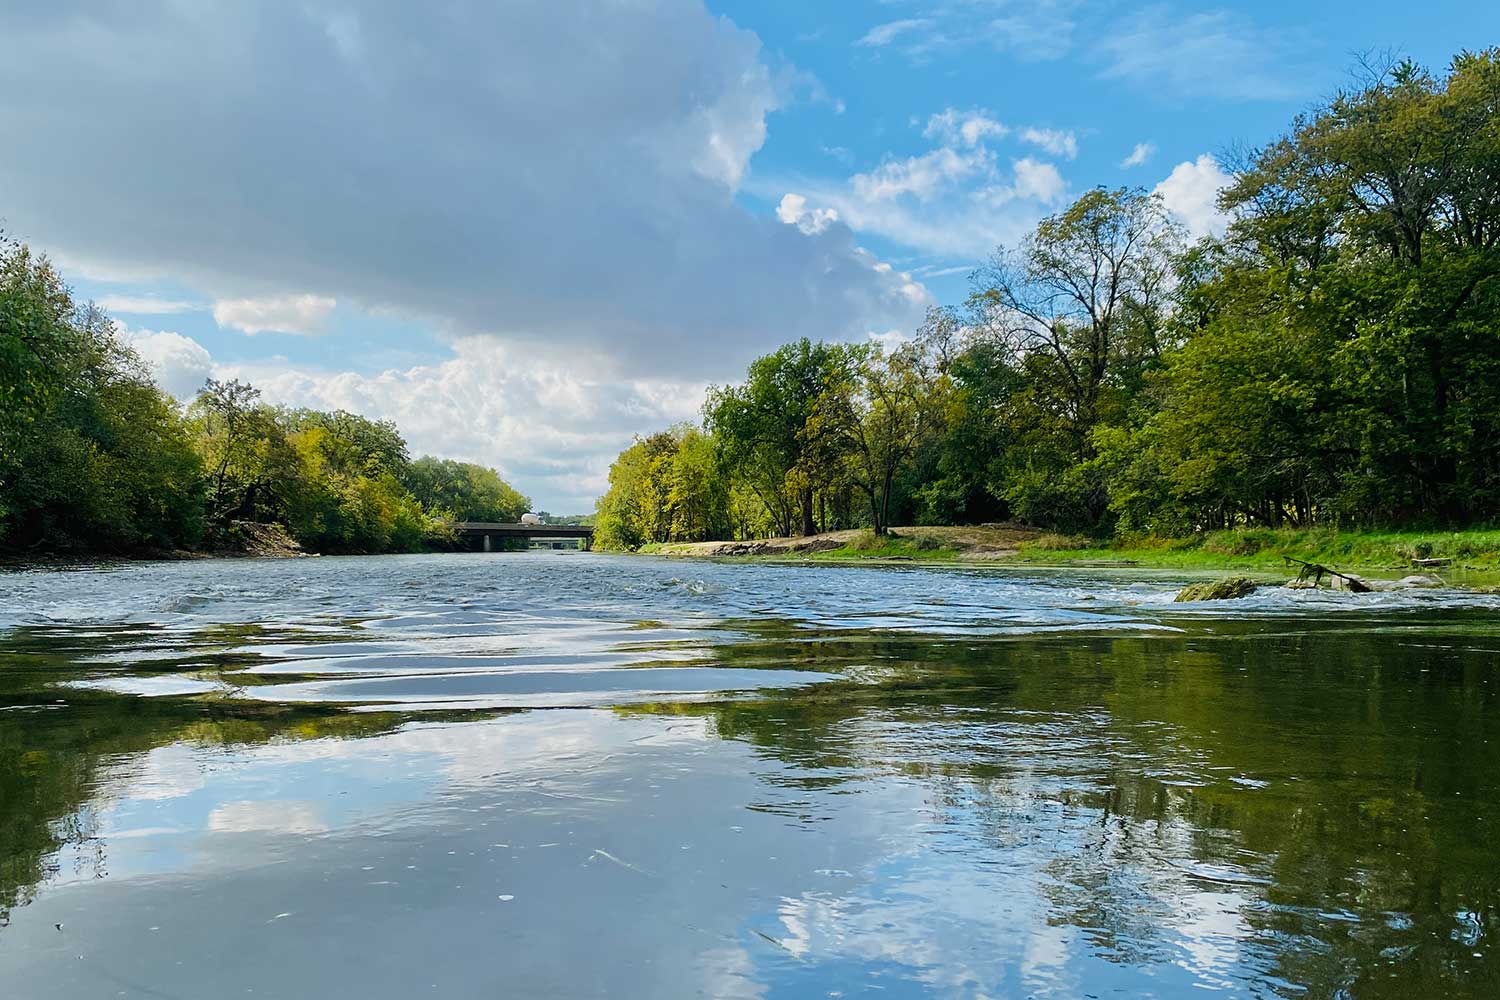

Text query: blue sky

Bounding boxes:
[1,1,1493,512]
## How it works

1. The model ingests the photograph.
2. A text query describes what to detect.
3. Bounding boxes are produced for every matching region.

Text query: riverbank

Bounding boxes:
[0,521,310,568]
[642,525,1500,584]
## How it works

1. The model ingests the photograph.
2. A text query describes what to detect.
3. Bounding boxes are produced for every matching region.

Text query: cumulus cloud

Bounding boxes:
[1009,158,1067,204]
[213,337,715,512]
[764,109,1070,259]
[0,1,924,379]
[1121,142,1156,168]
[213,294,336,336]
[852,146,993,203]
[1154,154,1233,238]
[775,194,839,235]
[1019,127,1078,160]
[923,108,1008,148]
[123,327,214,399]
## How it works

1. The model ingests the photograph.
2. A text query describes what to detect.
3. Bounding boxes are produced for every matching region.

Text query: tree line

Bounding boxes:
[1,241,530,554]
[595,51,1500,549]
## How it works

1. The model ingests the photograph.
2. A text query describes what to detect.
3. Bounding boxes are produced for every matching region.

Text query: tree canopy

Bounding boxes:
[1,239,530,555]
[595,50,1500,547]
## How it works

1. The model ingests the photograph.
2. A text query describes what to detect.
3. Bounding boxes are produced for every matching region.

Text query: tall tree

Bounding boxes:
[1212,48,1500,523]
[1,240,203,550]
[970,187,1183,462]
[811,342,948,535]
[706,339,862,537]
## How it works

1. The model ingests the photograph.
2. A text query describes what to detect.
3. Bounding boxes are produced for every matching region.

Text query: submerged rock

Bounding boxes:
[1174,577,1259,602]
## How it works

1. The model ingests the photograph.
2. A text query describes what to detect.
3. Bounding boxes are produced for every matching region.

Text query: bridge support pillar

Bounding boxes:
[483,534,492,553]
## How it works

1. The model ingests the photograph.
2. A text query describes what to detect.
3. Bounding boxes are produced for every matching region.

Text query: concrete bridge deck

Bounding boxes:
[451,522,594,551]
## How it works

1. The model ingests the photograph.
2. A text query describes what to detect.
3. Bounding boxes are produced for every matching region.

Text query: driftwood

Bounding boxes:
[1411,557,1451,568]
[1284,556,1373,593]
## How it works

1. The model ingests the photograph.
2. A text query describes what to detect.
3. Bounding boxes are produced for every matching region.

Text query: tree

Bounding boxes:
[971,187,1183,462]
[1207,48,1500,523]
[1,239,204,550]
[811,342,948,535]
[706,339,863,537]
[593,426,730,549]
[190,379,269,525]
[403,456,530,523]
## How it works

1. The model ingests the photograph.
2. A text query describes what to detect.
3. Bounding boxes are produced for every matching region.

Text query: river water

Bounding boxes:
[1,553,1497,998]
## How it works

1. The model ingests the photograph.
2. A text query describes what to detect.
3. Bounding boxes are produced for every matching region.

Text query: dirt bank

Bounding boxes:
[648,524,1042,560]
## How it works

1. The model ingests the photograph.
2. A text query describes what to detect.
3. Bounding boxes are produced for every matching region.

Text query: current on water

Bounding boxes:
[0,552,1497,998]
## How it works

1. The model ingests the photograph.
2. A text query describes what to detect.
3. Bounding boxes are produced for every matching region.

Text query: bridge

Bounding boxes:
[452,521,594,551]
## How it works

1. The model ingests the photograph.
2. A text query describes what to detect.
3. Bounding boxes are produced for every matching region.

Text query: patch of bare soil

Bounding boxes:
[655,523,1040,559]
[221,520,307,558]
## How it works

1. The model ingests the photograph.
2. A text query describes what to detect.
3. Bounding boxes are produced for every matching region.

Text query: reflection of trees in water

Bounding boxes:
[5,613,1498,994]
[640,618,1500,996]
[0,621,408,928]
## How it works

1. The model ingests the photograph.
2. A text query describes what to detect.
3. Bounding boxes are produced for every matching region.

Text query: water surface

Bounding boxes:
[2,553,1498,997]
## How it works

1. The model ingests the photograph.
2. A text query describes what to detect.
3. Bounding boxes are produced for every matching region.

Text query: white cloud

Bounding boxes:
[852,146,992,203]
[854,2,1077,62]
[123,327,214,398]
[923,108,1008,148]
[1121,142,1156,168]
[868,261,930,308]
[855,18,932,48]
[775,194,838,235]
[0,1,925,379]
[759,104,1071,260]
[96,294,198,315]
[1009,157,1067,204]
[910,263,974,279]
[213,338,712,512]
[1154,154,1233,238]
[212,294,337,336]
[1019,127,1078,160]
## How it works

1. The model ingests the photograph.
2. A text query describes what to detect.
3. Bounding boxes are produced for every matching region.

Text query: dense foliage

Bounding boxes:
[0,239,530,554]
[1,239,203,551]
[595,52,1500,547]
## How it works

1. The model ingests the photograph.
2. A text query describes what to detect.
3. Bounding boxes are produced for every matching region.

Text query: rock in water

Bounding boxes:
[1174,577,1259,602]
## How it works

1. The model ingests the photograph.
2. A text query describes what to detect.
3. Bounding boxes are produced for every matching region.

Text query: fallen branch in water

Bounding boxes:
[1284,557,1372,592]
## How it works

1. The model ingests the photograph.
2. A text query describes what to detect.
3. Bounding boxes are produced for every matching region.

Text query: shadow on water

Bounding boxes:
[2,555,1499,997]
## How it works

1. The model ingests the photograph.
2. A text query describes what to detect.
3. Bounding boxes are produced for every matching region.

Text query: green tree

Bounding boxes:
[1,239,204,551]
[593,426,731,549]
[706,339,863,537]
[403,456,530,523]
[1183,48,1500,525]
[811,342,948,535]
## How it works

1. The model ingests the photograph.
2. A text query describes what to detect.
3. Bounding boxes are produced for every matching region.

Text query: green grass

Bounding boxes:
[809,530,960,562]
[1014,527,1500,578]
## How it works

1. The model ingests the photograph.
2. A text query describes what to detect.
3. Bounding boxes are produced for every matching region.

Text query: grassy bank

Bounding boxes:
[1014,527,1500,575]
[640,524,1500,583]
